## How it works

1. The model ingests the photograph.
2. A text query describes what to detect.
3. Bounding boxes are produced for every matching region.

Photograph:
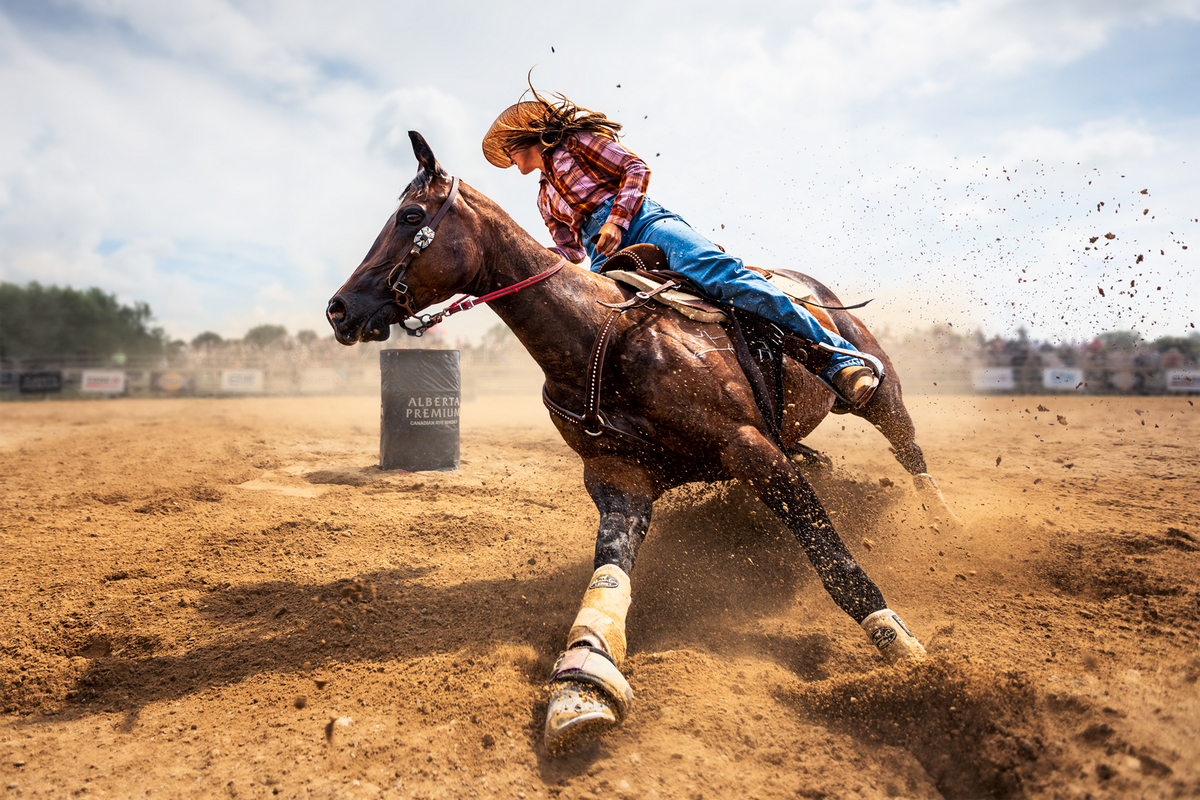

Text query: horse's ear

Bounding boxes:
[408,131,445,177]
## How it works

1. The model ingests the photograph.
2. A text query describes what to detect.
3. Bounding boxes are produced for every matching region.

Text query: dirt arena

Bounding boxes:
[1,387,1197,799]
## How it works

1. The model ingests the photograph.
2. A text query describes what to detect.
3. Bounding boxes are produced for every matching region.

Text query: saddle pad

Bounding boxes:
[604,270,728,323]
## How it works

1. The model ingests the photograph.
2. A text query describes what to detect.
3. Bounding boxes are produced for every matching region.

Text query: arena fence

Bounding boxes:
[971,367,1199,394]
[3,352,1196,400]
[1,359,547,401]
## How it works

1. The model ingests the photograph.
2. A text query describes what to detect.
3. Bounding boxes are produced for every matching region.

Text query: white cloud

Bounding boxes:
[0,0,1197,347]
[368,87,478,172]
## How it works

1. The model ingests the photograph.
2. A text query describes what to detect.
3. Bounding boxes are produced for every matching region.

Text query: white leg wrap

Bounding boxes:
[567,565,631,665]
[861,609,927,664]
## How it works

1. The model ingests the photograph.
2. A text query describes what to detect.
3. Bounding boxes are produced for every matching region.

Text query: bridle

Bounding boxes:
[383,174,567,338]
[384,175,461,321]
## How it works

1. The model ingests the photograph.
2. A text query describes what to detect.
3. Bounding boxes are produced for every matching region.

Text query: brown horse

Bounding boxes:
[327,132,948,754]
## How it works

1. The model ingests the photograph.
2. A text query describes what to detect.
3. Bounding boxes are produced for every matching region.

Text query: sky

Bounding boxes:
[0,0,1197,348]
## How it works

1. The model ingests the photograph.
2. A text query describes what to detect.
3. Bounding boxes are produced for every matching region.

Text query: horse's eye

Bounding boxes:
[402,211,424,225]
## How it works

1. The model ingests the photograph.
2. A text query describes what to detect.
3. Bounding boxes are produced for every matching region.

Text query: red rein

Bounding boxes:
[403,257,568,337]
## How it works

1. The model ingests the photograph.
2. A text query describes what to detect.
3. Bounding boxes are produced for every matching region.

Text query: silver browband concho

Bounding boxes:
[414,226,436,249]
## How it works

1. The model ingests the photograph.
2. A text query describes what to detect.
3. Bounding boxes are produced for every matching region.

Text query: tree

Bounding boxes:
[244,324,288,348]
[1151,333,1200,359]
[1098,330,1141,350]
[295,329,318,345]
[192,331,224,349]
[0,281,166,358]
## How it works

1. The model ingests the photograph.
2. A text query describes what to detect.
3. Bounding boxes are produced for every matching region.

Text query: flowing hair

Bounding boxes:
[503,76,623,154]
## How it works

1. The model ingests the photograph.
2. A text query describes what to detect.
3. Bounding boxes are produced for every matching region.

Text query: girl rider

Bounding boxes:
[482,87,880,408]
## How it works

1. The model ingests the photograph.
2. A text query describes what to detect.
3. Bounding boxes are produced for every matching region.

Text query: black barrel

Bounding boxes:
[380,349,460,472]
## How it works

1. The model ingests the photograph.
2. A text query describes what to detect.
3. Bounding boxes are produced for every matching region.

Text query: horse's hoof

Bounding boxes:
[545,679,620,754]
[861,608,927,665]
[789,443,833,472]
[543,647,633,756]
[913,473,961,524]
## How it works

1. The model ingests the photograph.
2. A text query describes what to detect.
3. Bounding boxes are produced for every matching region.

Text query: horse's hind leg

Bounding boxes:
[720,428,926,662]
[544,458,654,755]
[854,377,958,522]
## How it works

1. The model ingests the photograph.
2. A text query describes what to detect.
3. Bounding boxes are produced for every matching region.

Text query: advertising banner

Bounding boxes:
[18,371,63,393]
[972,368,1015,391]
[1108,371,1139,392]
[81,370,126,394]
[219,369,265,393]
[155,372,189,392]
[1042,368,1085,391]
[1166,370,1200,392]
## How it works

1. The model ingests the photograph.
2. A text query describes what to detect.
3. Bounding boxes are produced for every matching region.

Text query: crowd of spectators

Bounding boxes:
[973,330,1199,394]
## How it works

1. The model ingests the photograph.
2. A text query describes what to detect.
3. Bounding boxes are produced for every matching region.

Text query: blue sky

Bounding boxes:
[1,0,1196,346]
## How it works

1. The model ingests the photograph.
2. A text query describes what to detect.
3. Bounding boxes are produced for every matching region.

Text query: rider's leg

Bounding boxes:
[584,200,878,405]
[584,200,864,379]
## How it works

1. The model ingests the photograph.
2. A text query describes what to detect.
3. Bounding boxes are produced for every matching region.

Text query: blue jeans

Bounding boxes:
[583,197,864,380]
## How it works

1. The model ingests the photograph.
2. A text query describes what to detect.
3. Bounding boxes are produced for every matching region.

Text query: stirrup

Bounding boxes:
[817,343,886,380]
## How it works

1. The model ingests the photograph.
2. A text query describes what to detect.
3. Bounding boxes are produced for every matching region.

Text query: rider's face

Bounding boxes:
[509,144,544,175]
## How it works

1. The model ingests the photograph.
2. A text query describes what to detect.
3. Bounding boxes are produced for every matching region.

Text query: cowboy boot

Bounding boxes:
[831,365,880,409]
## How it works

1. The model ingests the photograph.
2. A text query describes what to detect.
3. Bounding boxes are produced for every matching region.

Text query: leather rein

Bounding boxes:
[384,175,566,337]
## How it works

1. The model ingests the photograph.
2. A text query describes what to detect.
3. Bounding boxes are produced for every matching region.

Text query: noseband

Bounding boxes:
[384,175,461,319]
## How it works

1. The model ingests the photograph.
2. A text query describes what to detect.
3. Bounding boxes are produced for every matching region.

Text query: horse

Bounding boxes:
[326,132,951,754]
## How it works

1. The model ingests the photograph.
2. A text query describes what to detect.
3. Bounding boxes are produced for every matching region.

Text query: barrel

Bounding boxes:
[379,349,460,472]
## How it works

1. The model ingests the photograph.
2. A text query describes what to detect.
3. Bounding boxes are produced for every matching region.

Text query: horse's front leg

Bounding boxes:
[720,426,927,663]
[544,457,654,755]
[851,366,959,522]
[833,318,958,521]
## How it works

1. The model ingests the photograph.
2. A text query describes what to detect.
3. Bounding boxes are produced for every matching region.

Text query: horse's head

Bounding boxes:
[326,132,481,344]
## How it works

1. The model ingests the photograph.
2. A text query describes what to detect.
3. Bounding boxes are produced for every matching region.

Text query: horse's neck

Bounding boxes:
[479,235,613,386]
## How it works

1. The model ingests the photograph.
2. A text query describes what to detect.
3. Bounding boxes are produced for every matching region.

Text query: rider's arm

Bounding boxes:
[537,181,587,263]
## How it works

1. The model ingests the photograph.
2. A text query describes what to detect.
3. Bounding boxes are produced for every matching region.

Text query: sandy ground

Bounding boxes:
[0,388,1197,799]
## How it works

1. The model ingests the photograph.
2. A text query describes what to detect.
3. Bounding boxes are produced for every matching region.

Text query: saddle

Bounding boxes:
[541,244,844,448]
[599,245,842,336]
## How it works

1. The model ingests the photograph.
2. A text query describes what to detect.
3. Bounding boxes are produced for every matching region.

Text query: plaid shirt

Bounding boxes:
[537,132,650,263]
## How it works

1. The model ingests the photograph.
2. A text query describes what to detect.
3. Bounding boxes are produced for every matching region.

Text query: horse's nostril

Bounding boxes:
[326,297,347,323]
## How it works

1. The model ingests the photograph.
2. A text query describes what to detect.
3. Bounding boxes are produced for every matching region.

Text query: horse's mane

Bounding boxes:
[401,167,449,201]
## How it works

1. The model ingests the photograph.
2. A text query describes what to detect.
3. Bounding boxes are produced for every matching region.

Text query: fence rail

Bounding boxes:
[4,350,1197,399]
[0,356,546,400]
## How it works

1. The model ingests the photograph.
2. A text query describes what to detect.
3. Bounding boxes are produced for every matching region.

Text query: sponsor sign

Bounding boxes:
[1109,371,1138,391]
[1042,368,1085,391]
[1166,369,1200,392]
[219,369,264,393]
[81,370,126,394]
[403,393,461,427]
[972,368,1015,391]
[19,371,63,393]
[156,372,188,392]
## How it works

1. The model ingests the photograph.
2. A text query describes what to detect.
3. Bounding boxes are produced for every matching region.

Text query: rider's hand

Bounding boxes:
[596,222,624,257]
